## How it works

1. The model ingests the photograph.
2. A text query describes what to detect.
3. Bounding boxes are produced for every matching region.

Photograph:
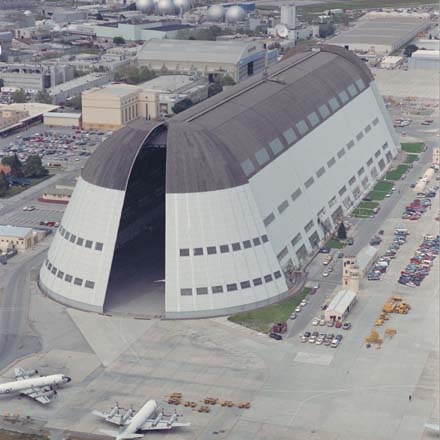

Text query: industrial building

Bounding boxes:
[137,39,277,83]
[0,225,34,252]
[0,32,12,62]
[39,45,400,318]
[408,50,440,71]
[324,290,357,322]
[43,112,82,128]
[82,75,209,130]
[330,13,430,55]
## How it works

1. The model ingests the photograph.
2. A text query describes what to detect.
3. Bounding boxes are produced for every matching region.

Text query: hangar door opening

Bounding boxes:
[105,128,167,316]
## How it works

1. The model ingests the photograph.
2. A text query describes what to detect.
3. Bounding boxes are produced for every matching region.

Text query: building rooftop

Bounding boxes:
[327,290,357,314]
[0,225,33,238]
[330,16,429,48]
[48,73,110,95]
[82,83,140,98]
[43,187,74,196]
[137,38,263,65]
[412,49,440,59]
[139,75,201,93]
[43,112,82,119]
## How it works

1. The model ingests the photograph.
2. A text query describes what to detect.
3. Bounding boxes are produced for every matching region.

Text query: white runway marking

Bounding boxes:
[294,352,334,366]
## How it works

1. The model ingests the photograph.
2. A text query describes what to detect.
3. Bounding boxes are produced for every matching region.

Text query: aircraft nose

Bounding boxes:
[64,376,72,383]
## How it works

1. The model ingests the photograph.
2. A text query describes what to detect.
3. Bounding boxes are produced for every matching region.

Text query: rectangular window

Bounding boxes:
[328,97,340,111]
[356,78,366,91]
[48,263,52,270]
[252,237,261,246]
[269,138,284,156]
[263,213,275,227]
[375,149,381,158]
[95,242,103,251]
[367,158,373,166]
[85,240,93,249]
[65,232,70,240]
[65,274,72,283]
[277,246,288,261]
[372,117,379,126]
[212,285,223,294]
[207,246,217,255]
[291,188,302,202]
[307,111,320,127]
[220,244,229,253]
[283,128,297,145]
[180,288,192,296]
[196,287,208,295]
[261,234,269,243]
[264,274,273,283]
[378,159,385,171]
[338,90,349,104]
[356,132,364,141]
[274,271,282,279]
[304,219,314,233]
[180,248,190,257]
[240,159,255,177]
[60,228,65,237]
[231,242,241,251]
[253,278,263,286]
[318,104,330,119]
[242,240,252,249]
[305,176,315,188]
[278,200,289,214]
[328,196,337,208]
[77,237,84,246]
[309,231,320,248]
[347,84,357,97]
[337,148,346,159]
[291,232,302,247]
[327,157,336,168]
[240,281,251,289]
[255,147,270,166]
[57,270,64,279]
[74,277,83,286]
[226,283,238,292]
[69,234,76,243]
[347,140,355,150]
[365,124,371,133]
[338,185,347,196]
[194,247,203,256]
[349,176,356,185]
[296,120,309,136]
[51,267,57,275]
[316,166,325,178]
[382,142,389,150]
[357,167,365,176]
[85,280,95,289]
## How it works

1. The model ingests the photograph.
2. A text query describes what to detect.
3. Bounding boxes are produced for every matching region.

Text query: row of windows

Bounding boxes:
[44,259,95,289]
[239,78,367,178]
[58,225,103,252]
[180,271,283,296]
[179,235,269,257]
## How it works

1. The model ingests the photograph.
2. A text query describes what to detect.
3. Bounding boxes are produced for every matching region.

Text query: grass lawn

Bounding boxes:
[368,180,393,200]
[405,154,419,164]
[0,175,51,199]
[326,238,345,249]
[401,142,424,154]
[386,164,410,181]
[352,210,373,218]
[228,287,311,333]
[359,201,379,210]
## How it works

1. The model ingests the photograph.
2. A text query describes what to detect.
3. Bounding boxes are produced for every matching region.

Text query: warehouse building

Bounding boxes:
[0,225,34,252]
[40,45,399,318]
[408,50,440,71]
[137,38,277,83]
[324,289,357,322]
[330,14,430,55]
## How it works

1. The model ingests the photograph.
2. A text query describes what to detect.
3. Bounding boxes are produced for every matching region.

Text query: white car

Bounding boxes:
[322,272,329,277]
[300,300,307,307]
[331,339,340,348]
[315,338,324,345]
[295,306,301,313]
[319,319,326,326]
[312,318,320,326]
[290,313,297,320]
[308,336,316,343]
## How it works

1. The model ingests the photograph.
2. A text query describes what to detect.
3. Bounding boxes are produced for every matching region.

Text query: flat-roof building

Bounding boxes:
[0,225,33,252]
[40,45,400,318]
[137,38,277,83]
[330,14,430,55]
[408,50,440,71]
[324,290,357,322]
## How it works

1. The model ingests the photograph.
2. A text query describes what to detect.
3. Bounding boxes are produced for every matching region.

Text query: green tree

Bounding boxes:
[337,222,347,240]
[208,82,223,97]
[172,98,193,114]
[0,171,9,196]
[404,44,418,57]
[113,36,126,45]
[1,154,23,178]
[67,95,82,110]
[22,155,48,178]
[319,23,335,38]
[11,89,27,103]
[220,75,235,86]
[35,89,52,104]
[139,66,156,82]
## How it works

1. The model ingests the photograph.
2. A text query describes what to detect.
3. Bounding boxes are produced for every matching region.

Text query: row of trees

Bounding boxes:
[1,154,48,179]
[114,65,157,85]
[9,88,53,104]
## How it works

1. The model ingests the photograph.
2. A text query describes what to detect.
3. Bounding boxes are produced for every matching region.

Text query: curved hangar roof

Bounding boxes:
[82,45,373,194]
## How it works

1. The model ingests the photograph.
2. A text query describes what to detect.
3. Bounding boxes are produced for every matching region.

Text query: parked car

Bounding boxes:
[295,306,301,313]
[347,237,354,245]
[342,322,352,330]
[269,332,282,340]
[335,321,342,328]
[290,313,297,320]
[337,252,344,258]
[312,318,320,326]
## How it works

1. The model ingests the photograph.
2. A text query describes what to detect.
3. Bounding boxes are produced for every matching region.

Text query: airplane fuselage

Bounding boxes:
[0,374,71,395]
[124,400,158,435]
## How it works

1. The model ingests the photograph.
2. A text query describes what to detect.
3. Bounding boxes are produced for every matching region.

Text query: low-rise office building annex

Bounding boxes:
[39,45,400,318]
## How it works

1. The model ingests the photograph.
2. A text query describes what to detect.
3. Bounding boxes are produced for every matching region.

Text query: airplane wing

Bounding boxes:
[14,368,28,380]
[20,387,52,404]
[139,420,190,431]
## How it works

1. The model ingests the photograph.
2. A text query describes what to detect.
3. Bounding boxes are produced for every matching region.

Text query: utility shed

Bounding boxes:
[325,289,357,322]
[0,225,33,252]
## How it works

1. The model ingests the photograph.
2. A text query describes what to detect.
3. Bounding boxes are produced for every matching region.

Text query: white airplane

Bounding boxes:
[425,423,440,433]
[0,368,71,404]
[93,399,190,440]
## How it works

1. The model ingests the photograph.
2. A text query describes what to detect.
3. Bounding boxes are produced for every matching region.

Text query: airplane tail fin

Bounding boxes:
[99,430,144,440]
